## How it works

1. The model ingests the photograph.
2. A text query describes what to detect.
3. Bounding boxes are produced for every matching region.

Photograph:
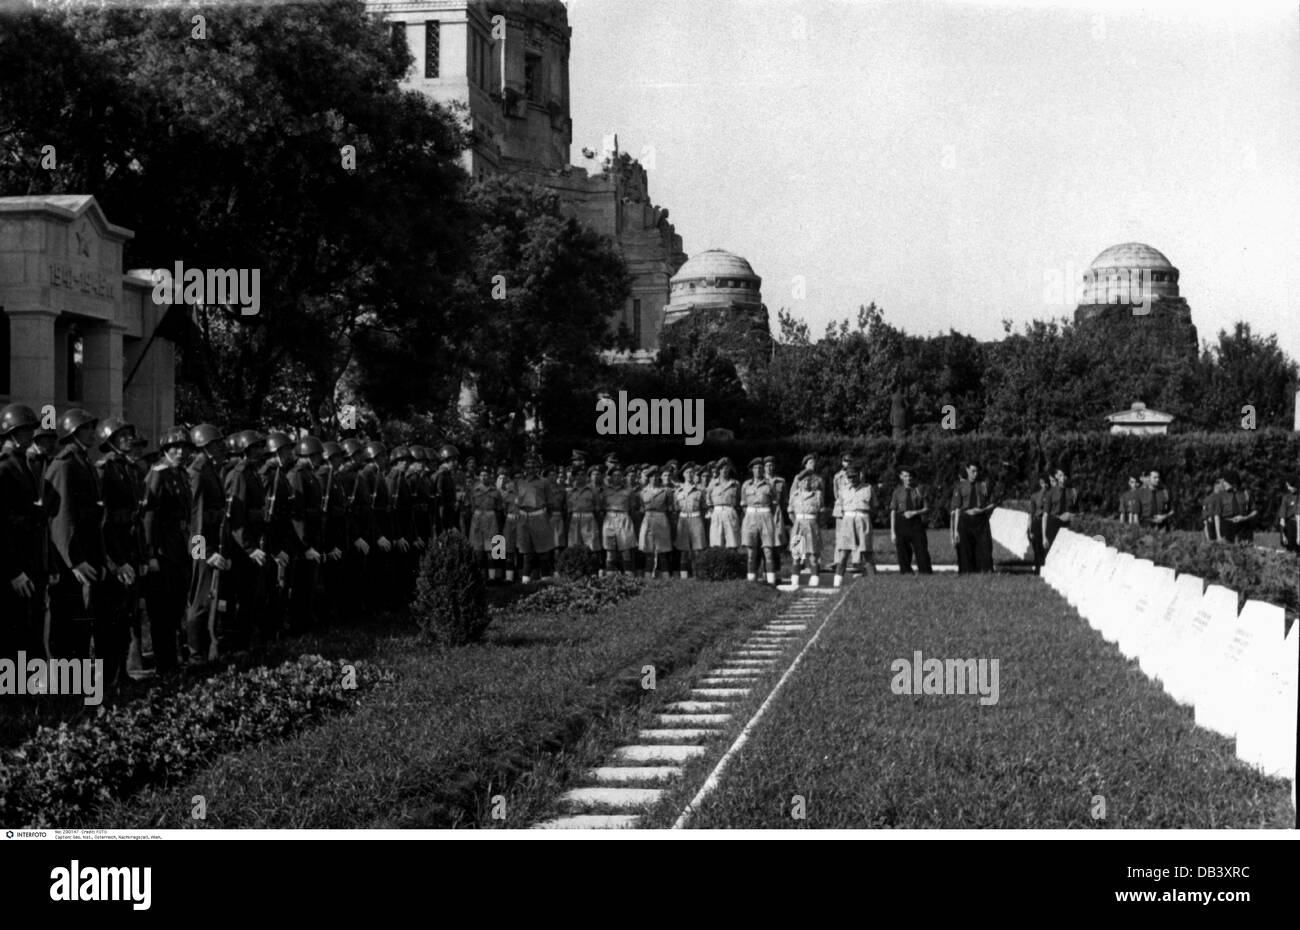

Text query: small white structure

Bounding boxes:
[1106,401,1174,436]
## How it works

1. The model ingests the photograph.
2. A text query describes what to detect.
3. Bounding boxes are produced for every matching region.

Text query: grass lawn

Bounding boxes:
[91,578,780,828]
[684,575,1294,828]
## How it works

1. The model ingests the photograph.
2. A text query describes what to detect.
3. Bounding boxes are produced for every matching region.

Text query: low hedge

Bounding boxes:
[554,546,603,579]
[0,655,386,828]
[693,548,748,581]
[411,531,491,647]
[512,574,644,615]
[1074,515,1299,622]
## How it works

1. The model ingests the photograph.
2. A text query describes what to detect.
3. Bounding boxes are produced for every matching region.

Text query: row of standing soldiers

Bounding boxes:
[0,403,466,683]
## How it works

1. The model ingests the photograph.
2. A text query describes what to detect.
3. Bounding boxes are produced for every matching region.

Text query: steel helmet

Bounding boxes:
[160,427,194,450]
[234,429,267,453]
[265,431,293,454]
[363,441,388,462]
[296,435,324,457]
[392,444,411,462]
[439,443,459,461]
[96,416,135,450]
[224,432,242,455]
[409,445,429,462]
[342,438,365,459]
[58,408,98,443]
[0,403,39,438]
[190,423,223,449]
[321,441,344,461]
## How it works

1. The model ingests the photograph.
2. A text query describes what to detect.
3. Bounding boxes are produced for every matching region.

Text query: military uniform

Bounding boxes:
[740,474,778,549]
[600,484,637,552]
[1135,485,1173,531]
[222,457,266,651]
[706,474,741,548]
[96,449,144,682]
[1040,483,1076,555]
[890,482,932,574]
[45,439,107,661]
[673,482,707,553]
[386,461,416,600]
[787,471,825,574]
[1278,490,1299,552]
[1119,485,1140,523]
[432,463,459,536]
[288,459,324,631]
[514,473,557,555]
[951,478,995,573]
[566,479,602,551]
[142,458,191,671]
[638,483,674,555]
[468,479,503,551]
[1211,487,1254,543]
[359,460,395,606]
[1027,485,1048,571]
[835,482,874,557]
[337,459,370,615]
[314,457,350,621]
[0,440,49,659]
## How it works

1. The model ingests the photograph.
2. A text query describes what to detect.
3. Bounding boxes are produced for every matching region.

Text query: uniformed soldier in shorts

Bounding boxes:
[566,464,603,553]
[707,458,741,549]
[673,463,707,578]
[833,460,875,586]
[515,454,556,583]
[599,466,638,575]
[787,454,825,585]
[763,456,788,582]
[741,457,779,584]
[639,466,674,578]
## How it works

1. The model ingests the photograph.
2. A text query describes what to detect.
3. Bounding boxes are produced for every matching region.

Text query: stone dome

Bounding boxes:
[670,248,761,287]
[1079,242,1179,305]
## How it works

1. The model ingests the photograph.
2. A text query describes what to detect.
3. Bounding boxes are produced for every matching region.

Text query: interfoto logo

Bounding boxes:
[151,260,261,315]
[595,391,705,446]
[0,653,103,706]
[50,860,151,911]
[890,650,1000,705]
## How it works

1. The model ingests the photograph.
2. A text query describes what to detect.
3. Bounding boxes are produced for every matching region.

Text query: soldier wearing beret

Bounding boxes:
[707,458,741,549]
[741,457,779,584]
[787,453,825,585]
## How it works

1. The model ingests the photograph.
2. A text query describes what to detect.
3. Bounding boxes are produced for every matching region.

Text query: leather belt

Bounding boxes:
[521,508,546,516]
[745,506,772,513]
[844,509,871,514]
[677,511,701,517]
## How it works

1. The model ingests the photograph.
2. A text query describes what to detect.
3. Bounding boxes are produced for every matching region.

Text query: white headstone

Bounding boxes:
[1081,549,1125,629]
[1197,600,1286,739]
[1108,558,1156,654]
[991,507,1032,561]
[1235,619,1298,780]
[1094,552,1137,640]
[1140,573,1205,684]
[1121,565,1177,662]
[1163,585,1240,708]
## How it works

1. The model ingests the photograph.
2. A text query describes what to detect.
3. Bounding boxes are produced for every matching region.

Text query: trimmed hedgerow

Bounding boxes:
[554,545,603,580]
[1074,515,1299,620]
[411,530,490,646]
[693,548,748,581]
[0,655,387,828]
[512,574,644,615]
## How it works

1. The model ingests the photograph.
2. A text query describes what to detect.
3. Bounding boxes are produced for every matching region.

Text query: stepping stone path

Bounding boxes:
[533,586,839,829]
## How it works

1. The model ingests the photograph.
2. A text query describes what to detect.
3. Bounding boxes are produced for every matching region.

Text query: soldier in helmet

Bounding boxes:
[335,438,371,614]
[432,443,460,537]
[220,429,269,654]
[44,408,110,663]
[0,404,48,660]
[408,446,433,546]
[314,441,350,621]
[261,431,312,635]
[94,416,147,684]
[185,424,234,660]
[142,428,194,673]
[359,441,396,607]
[286,435,326,632]
[386,444,417,601]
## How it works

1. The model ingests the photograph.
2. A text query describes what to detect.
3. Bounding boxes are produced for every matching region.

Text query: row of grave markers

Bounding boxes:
[1041,528,1298,814]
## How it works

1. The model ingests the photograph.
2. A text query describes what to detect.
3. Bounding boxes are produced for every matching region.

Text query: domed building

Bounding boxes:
[661,248,771,376]
[1074,242,1197,356]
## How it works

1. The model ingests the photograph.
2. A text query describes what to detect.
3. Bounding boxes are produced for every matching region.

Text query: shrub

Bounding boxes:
[693,548,748,581]
[554,545,602,580]
[0,655,384,828]
[513,574,645,615]
[411,530,490,646]
[1075,515,1299,621]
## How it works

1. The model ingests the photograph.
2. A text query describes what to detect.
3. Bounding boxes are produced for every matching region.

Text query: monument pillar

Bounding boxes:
[4,307,57,409]
[82,321,124,418]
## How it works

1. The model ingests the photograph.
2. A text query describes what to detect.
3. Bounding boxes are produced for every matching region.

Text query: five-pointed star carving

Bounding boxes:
[74,227,91,257]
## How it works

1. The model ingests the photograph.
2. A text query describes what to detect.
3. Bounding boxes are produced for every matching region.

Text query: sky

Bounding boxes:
[566,0,1300,361]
